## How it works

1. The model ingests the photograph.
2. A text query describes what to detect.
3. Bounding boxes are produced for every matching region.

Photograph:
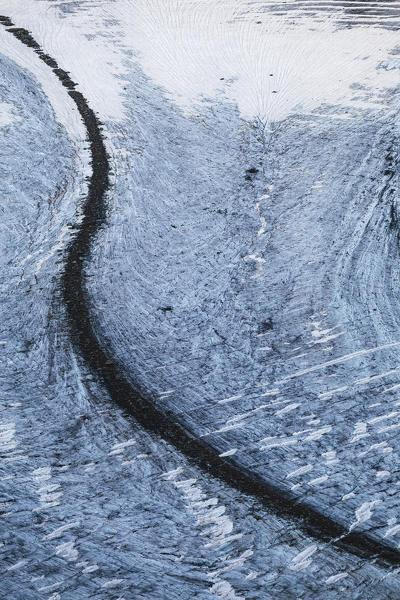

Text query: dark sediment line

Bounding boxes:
[2,14,399,569]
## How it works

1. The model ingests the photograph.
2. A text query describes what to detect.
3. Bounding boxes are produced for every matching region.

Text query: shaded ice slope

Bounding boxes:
[2,1,400,597]
[2,49,399,599]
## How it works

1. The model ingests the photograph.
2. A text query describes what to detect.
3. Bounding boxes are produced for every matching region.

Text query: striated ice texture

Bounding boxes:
[1,1,400,598]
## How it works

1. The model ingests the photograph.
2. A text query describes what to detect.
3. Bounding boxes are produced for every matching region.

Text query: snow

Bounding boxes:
[0,100,20,126]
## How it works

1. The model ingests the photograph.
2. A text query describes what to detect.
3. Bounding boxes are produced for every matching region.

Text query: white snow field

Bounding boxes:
[1,1,400,598]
